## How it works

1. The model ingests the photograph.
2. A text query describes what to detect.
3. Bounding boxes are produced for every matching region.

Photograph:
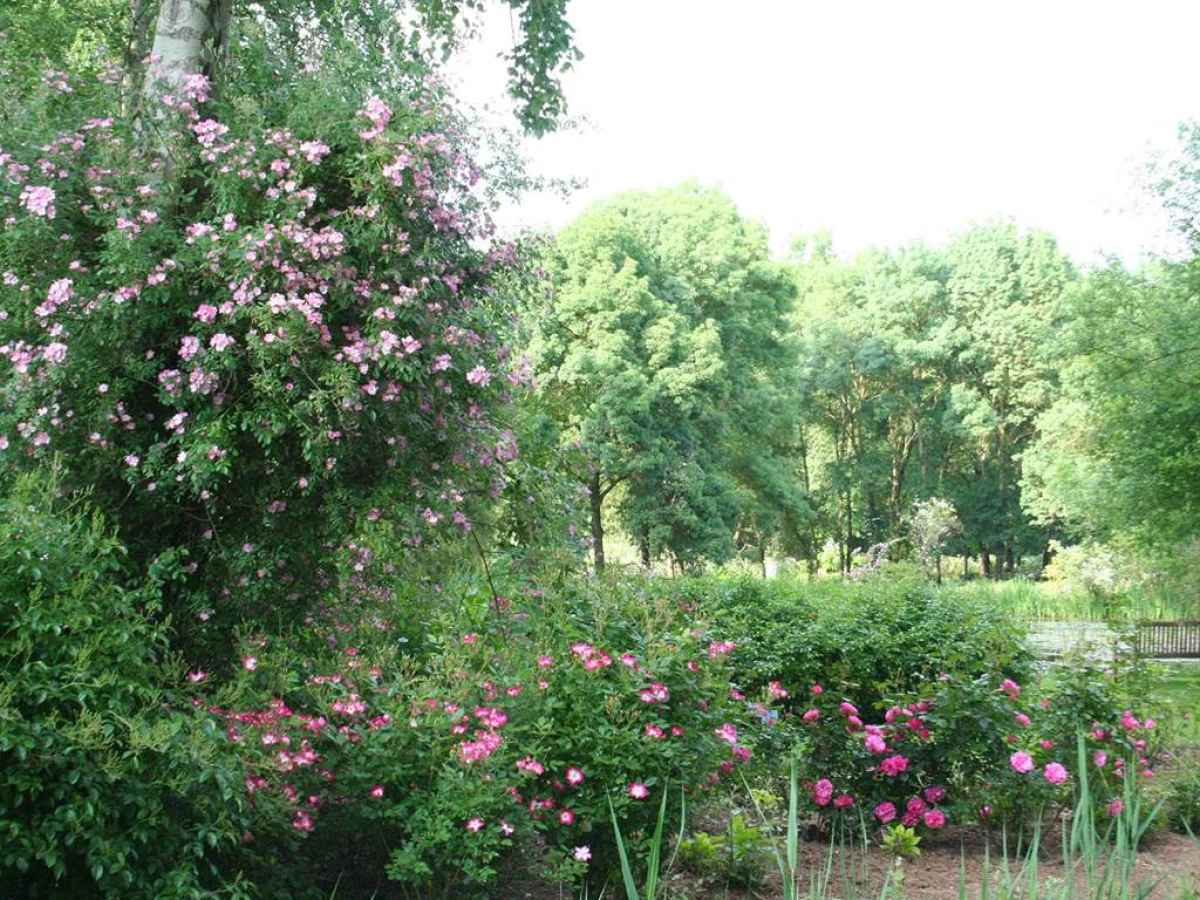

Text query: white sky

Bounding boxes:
[449,0,1200,265]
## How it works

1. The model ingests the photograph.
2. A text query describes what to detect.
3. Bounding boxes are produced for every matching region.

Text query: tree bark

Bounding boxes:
[143,0,232,101]
[589,473,605,572]
[842,488,853,574]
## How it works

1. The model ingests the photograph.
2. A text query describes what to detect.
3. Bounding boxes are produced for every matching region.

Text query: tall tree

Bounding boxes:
[530,184,801,570]
[943,222,1074,575]
[791,240,955,572]
[1023,257,1200,550]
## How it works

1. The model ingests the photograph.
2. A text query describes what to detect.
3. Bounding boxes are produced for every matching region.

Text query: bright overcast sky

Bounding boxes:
[449,0,1200,265]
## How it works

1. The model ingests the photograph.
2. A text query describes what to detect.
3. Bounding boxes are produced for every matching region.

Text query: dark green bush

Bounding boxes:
[675,573,1033,714]
[0,470,252,899]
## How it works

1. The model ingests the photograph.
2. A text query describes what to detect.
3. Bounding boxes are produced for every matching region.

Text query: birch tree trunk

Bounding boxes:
[143,0,232,101]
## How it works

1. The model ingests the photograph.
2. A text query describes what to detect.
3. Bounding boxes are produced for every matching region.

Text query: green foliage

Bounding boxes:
[791,223,1075,575]
[531,183,803,569]
[683,573,1033,713]
[1163,765,1200,835]
[1024,254,1200,552]
[0,469,252,898]
[878,824,922,859]
[677,813,773,889]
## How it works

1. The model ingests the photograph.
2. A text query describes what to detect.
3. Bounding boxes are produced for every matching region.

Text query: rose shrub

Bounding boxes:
[0,52,535,662]
[752,665,1165,838]
[192,573,759,897]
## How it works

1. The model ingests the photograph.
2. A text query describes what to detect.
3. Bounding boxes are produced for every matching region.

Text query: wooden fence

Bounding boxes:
[1135,621,1200,659]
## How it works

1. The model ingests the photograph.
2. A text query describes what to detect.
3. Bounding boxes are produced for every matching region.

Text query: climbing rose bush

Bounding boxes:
[0,62,533,654]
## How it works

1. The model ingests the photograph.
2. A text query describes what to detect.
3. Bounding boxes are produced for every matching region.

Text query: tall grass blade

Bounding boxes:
[608,796,641,900]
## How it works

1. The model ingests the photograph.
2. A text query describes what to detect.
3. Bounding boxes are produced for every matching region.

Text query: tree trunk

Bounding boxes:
[842,489,853,574]
[963,549,969,579]
[980,546,991,578]
[639,527,651,568]
[589,473,605,572]
[935,552,942,586]
[144,0,232,100]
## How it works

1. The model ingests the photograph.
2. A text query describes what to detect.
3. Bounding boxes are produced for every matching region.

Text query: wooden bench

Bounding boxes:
[1135,621,1200,659]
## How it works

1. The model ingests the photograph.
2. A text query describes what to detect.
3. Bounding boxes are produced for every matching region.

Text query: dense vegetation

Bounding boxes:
[1,2,1198,898]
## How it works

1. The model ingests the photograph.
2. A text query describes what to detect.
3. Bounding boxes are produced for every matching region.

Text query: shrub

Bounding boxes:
[1162,763,1200,834]
[762,661,1167,837]
[0,50,534,662]
[679,573,1033,714]
[0,469,252,898]
[193,573,757,897]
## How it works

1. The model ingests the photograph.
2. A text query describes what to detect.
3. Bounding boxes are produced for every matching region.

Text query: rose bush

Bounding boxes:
[0,54,538,662]
[189,574,759,897]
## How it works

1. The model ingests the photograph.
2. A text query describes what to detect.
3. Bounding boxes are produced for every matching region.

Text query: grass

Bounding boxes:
[945,580,1200,623]
[1155,664,1200,748]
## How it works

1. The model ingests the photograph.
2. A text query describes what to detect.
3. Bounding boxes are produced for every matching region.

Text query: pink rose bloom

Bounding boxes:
[1107,799,1125,818]
[1094,751,1108,768]
[812,778,834,807]
[865,734,888,754]
[834,794,854,808]
[879,755,909,777]
[923,809,946,829]
[1044,762,1069,784]
[628,782,649,800]
[466,365,492,386]
[924,786,947,803]
[1010,751,1034,774]
[713,723,738,745]
[874,801,896,824]
[802,709,820,723]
